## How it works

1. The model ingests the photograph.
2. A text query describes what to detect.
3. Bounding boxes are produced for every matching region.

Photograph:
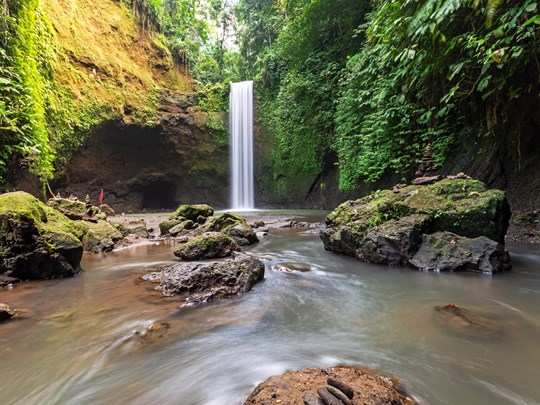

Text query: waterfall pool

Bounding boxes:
[1,212,539,405]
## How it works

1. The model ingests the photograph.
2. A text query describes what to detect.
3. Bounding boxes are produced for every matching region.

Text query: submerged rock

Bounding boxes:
[434,304,503,339]
[244,366,414,405]
[272,262,311,273]
[142,256,265,305]
[0,191,83,279]
[321,179,511,273]
[0,303,16,321]
[174,231,238,260]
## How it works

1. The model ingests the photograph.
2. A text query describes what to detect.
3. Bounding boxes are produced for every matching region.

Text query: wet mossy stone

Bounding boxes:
[82,220,123,253]
[0,191,83,279]
[47,197,87,220]
[321,179,511,272]
[169,220,194,236]
[170,204,214,222]
[203,212,258,245]
[174,231,238,260]
[159,218,184,236]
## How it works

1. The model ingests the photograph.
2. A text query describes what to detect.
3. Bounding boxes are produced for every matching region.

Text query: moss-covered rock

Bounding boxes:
[321,179,511,272]
[174,231,238,260]
[203,212,258,245]
[0,191,83,279]
[159,218,184,236]
[47,197,87,220]
[170,204,214,222]
[81,220,123,253]
[169,220,194,236]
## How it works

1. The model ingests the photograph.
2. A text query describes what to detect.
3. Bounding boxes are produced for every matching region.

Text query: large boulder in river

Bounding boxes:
[142,256,265,305]
[0,191,84,279]
[174,231,238,260]
[321,179,511,273]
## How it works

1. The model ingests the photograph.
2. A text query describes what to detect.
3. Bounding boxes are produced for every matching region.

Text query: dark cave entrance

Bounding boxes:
[141,181,177,210]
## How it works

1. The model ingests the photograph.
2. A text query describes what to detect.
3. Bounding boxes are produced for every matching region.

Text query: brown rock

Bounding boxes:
[243,366,414,405]
[435,304,503,339]
[327,378,354,399]
[304,392,325,405]
[317,388,342,405]
[411,175,443,185]
[326,385,351,404]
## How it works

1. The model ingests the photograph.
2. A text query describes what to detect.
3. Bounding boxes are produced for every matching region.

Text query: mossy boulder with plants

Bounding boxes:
[0,191,84,280]
[321,178,512,273]
[174,232,238,261]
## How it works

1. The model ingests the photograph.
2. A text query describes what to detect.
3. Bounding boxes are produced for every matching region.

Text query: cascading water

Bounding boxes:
[230,81,254,210]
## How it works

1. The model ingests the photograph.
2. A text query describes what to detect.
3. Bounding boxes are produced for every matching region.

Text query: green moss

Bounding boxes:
[44,206,87,239]
[326,179,509,242]
[170,204,214,221]
[83,220,123,241]
[0,191,47,223]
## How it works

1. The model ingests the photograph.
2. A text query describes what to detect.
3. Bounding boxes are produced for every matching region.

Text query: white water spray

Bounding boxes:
[230,81,254,209]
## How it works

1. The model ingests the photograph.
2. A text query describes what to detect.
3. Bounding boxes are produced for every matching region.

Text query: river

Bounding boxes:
[1,212,539,405]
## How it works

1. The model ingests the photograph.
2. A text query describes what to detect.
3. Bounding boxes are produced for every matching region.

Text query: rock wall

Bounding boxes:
[51,93,229,212]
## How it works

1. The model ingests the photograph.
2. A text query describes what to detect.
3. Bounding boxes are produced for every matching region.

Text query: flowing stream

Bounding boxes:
[230,81,254,210]
[1,211,540,405]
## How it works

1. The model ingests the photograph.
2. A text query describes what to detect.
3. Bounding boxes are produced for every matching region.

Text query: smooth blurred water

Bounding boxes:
[1,216,540,405]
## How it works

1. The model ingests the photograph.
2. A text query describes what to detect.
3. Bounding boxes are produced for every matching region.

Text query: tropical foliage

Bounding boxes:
[237,0,540,192]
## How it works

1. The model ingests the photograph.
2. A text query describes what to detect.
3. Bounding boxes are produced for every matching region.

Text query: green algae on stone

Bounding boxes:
[170,204,214,222]
[203,212,258,245]
[82,220,123,253]
[0,191,83,279]
[321,178,511,272]
[174,231,238,260]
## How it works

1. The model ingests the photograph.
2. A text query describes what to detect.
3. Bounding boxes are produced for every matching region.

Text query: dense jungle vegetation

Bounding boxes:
[1,0,539,195]
[236,0,539,195]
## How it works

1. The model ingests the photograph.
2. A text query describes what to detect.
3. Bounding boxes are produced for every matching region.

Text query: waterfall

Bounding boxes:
[230,81,254,210]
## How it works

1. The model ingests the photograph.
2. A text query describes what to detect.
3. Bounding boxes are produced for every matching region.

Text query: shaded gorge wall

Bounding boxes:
[49,93,229,212]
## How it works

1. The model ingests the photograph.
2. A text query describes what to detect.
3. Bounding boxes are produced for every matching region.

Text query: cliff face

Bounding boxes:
[44,0,190,112]
[51,93,229,212]
[9,0,231,210]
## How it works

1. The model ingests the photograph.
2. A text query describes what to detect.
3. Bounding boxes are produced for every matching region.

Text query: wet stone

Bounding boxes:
[434,304,503,339]
[0,303,16,321]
